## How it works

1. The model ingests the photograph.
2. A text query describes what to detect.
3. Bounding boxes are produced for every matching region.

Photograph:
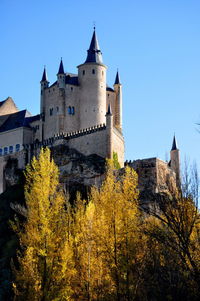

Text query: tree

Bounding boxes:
[71,164,146,300]
[144,162,200,300]
[13,148,75,301]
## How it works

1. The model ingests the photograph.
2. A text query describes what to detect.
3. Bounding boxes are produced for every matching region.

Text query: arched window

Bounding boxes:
[71,107,75,115]
[0,148,2,156]
[4,147,8,155]
[68,106,71,114]
[82,70,85,75]
[9,146,13,154]
[16,144,20,152]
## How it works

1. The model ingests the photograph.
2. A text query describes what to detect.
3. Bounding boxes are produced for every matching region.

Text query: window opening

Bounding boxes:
[68,106,71,114]
[50,108,53,116]
[16,144,20,152]
[4,147,8,155]
[9,146,13,154]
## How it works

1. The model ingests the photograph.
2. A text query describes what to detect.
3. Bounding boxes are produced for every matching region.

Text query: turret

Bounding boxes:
[170,135,180,187]
[106,104,113,159]
[113,70,122,130]
[78,28,107,129]
[57,58,65,89]
[40,67,49,115]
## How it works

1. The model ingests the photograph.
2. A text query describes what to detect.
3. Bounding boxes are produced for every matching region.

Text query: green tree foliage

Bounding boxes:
[112,152,121,169]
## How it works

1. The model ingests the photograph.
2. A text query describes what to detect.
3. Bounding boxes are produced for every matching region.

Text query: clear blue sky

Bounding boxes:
[1,0,200,171]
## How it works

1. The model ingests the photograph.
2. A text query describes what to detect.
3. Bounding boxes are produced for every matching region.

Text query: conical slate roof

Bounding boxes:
[85,28,103,64]
[171,135,178,151]
[114,70,121,85]
[41,67,48,82]
[58,58,65,74]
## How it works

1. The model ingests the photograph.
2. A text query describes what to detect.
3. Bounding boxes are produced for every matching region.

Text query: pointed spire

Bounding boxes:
[114,70,121,85]
[85,28,103,64]
[57,58,64,74]
[41,67,48,82]
[106,104,112,115]
[171,134,178,151]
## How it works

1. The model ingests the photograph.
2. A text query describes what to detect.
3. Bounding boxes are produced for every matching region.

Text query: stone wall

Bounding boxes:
[128,158,158,194]
[126,157,177,205]
[43,83,80,140]
[156,158,177,194]
[112,127,124,167]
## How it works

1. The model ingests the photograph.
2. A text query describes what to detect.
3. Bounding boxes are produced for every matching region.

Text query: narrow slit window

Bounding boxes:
[50,108,53,116]
[0,149,2,156]
[92,69,95,74]
[71,107,75,115]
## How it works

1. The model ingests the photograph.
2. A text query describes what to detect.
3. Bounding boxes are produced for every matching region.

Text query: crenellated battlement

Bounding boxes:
[24,123,107,150]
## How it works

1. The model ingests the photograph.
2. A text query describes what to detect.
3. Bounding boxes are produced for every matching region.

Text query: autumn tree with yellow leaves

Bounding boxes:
[13,148,75,301]
[12,149,200,300]
[71,164,147,300]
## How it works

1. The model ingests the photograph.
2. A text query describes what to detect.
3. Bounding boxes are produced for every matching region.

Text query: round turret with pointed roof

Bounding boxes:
[41,67,49,83]
[171,135,178,151]
[57,58,65,75]
[85,27,103,64]
[114,70,121,85]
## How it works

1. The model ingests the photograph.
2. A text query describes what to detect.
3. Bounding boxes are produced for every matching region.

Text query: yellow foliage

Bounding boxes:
[13,148,75,301]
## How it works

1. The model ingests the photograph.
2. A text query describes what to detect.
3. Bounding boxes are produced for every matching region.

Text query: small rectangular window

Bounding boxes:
[16,144,20,152]
[83,70,85,75]
[92,69,95,74]
[4,147,8,155]
[9,146,13,154]
[0,148,2,156]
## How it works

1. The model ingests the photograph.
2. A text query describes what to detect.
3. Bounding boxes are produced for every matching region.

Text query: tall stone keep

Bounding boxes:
[78,28,107,129]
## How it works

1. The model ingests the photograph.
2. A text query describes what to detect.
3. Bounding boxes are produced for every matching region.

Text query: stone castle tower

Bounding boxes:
[0,29,126,193]
[34,28,125,165]
[0,29,180,197]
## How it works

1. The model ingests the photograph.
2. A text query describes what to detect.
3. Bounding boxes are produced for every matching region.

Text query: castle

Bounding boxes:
[0,29,180,197]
